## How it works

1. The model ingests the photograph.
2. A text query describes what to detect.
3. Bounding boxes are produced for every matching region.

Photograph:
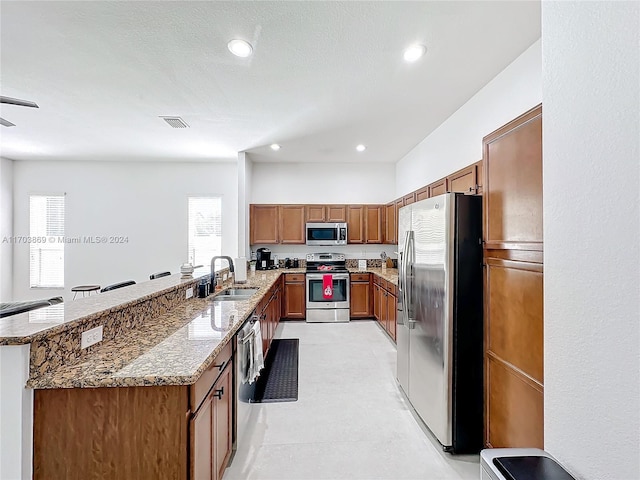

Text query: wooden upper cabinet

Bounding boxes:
[429,179,447,197]
[365,206,383,243]
[250,205,278,244]
[305,205,326,222]
[475,160,484,195]
[448,165,476,194]
[483,105,543,249]
[403,192,416,206]
[326,205,347,222]
[416,186,429,201]
[279,205,305,244]
[305,205,347,223]
[384,202,396,245]
[347,206,364,244]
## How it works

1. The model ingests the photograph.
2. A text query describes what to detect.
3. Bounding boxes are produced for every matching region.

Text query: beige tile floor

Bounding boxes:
[223,320,479,480]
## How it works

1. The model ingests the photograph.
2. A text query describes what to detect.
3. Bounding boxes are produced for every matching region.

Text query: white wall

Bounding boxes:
[395,39,542,197]
[0,157,13,302]
[12,160,238,301]
[543,2,640,479]
[251,162,395,204]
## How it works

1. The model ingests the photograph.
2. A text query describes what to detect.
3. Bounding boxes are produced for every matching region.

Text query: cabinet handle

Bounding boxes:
[213,386,224,399]
[213,363,224,371]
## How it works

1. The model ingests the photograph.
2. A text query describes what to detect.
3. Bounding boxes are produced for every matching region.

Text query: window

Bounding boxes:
[30,195,65,288]
[188,197,222,268]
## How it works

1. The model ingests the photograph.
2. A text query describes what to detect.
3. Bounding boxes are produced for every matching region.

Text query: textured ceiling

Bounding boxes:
[0,1,540,163]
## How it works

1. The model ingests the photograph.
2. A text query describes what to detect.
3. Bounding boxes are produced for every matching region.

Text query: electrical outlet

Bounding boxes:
[81,325,103,349]
[186,287,193,299]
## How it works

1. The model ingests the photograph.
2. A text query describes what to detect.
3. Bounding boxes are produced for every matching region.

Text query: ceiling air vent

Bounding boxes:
[160,116,189,128]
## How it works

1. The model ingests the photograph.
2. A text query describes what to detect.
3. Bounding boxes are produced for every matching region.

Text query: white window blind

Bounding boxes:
[30,195,65,288]
[188,197,222,268]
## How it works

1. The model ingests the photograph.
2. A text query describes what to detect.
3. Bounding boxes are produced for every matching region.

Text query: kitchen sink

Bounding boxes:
[212,288,258,302]
[218,288,258,296]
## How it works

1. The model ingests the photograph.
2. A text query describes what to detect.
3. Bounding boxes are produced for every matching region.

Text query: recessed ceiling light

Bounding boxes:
[403,44,426,62]
[228,39,253,58]
[270,144,281,151]
[356,144,366,152]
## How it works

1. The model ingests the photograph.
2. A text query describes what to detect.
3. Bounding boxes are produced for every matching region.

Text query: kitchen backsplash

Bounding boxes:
[256,244,397,262]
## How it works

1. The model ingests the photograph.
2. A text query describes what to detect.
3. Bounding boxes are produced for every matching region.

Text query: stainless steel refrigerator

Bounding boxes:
[397,192,483,454]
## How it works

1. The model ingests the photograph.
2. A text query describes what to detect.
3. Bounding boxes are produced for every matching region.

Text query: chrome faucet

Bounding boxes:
[210,256,235,288]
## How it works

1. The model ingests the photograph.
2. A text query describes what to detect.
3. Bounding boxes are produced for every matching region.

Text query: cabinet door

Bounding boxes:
[279,205,306,244]
[380,289,388,331]
[448,165,476,194]
[326,205,347,222]
[429,179,447,197]
[395,199,403,244]
[190,393,213,480]
[403,193,416,205]
[213,364,232,480]
[415,186,429,201]
[373,283,381,322]
[350,276,371,318]
[347,206,364,243]
[364,206,383,244]
[283,278,306,319]
[387,292,397,342]
[305,205,325,222]
[250,205,279,244]
[384,202,396,245]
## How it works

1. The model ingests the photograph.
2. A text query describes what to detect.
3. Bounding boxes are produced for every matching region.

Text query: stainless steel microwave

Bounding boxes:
[306,223,348,246]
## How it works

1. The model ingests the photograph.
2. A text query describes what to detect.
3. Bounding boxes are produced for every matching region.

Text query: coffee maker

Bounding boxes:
[256,248,272,270]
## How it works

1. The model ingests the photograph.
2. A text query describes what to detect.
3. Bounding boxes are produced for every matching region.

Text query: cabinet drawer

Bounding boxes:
[285,273,305,282]
[378,277,389,291]
[350,273,370,282]
[190,340,233,412]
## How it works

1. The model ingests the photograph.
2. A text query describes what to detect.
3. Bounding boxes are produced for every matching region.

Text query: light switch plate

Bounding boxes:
[186,287,193,299]
[81,325,103,349]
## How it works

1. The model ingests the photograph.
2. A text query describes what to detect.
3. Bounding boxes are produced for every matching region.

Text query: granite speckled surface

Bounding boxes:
[23,266,393,390]
[0,267,211,344]
[27,269,294,389]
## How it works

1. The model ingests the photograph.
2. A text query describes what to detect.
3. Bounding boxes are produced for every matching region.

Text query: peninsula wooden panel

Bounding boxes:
[250,204,278,244]
[484,106,543,249]
[487,261,544,382]
[34,386,188,480]
[486,355,544,449]
[279,205,305,244]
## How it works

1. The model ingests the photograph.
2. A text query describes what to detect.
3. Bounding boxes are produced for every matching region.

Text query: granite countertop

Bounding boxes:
[25,266,392,390]
[0,267,212,344]
[27,269,293,389]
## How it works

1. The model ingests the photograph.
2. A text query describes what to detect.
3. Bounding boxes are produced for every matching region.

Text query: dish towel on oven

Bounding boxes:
[249,320,264,384]
[322,274,333,299]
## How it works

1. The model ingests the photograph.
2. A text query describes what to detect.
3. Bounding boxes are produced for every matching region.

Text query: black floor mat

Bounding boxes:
[251,338,299,403]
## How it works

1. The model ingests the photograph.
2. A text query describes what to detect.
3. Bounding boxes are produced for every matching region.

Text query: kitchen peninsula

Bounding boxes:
[1,265,397,479]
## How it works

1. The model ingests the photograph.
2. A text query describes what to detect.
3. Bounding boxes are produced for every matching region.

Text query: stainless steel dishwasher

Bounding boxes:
[233,316,258,455]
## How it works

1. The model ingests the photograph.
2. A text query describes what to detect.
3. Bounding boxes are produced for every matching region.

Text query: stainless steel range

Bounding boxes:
[305,253,350,323]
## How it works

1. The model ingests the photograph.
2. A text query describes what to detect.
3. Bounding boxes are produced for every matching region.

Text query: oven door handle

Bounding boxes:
[306,274,350,280]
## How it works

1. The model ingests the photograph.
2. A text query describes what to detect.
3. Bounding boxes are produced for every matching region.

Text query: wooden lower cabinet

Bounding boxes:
[34,351,234,480]
[191,363,233,480]
[350,273,371,318]
[283,273,305,319]
[372,275,396,343]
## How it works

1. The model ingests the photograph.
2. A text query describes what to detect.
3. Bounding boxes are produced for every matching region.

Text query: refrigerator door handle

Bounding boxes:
[404,231,416,329]
[397,251,404,326]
